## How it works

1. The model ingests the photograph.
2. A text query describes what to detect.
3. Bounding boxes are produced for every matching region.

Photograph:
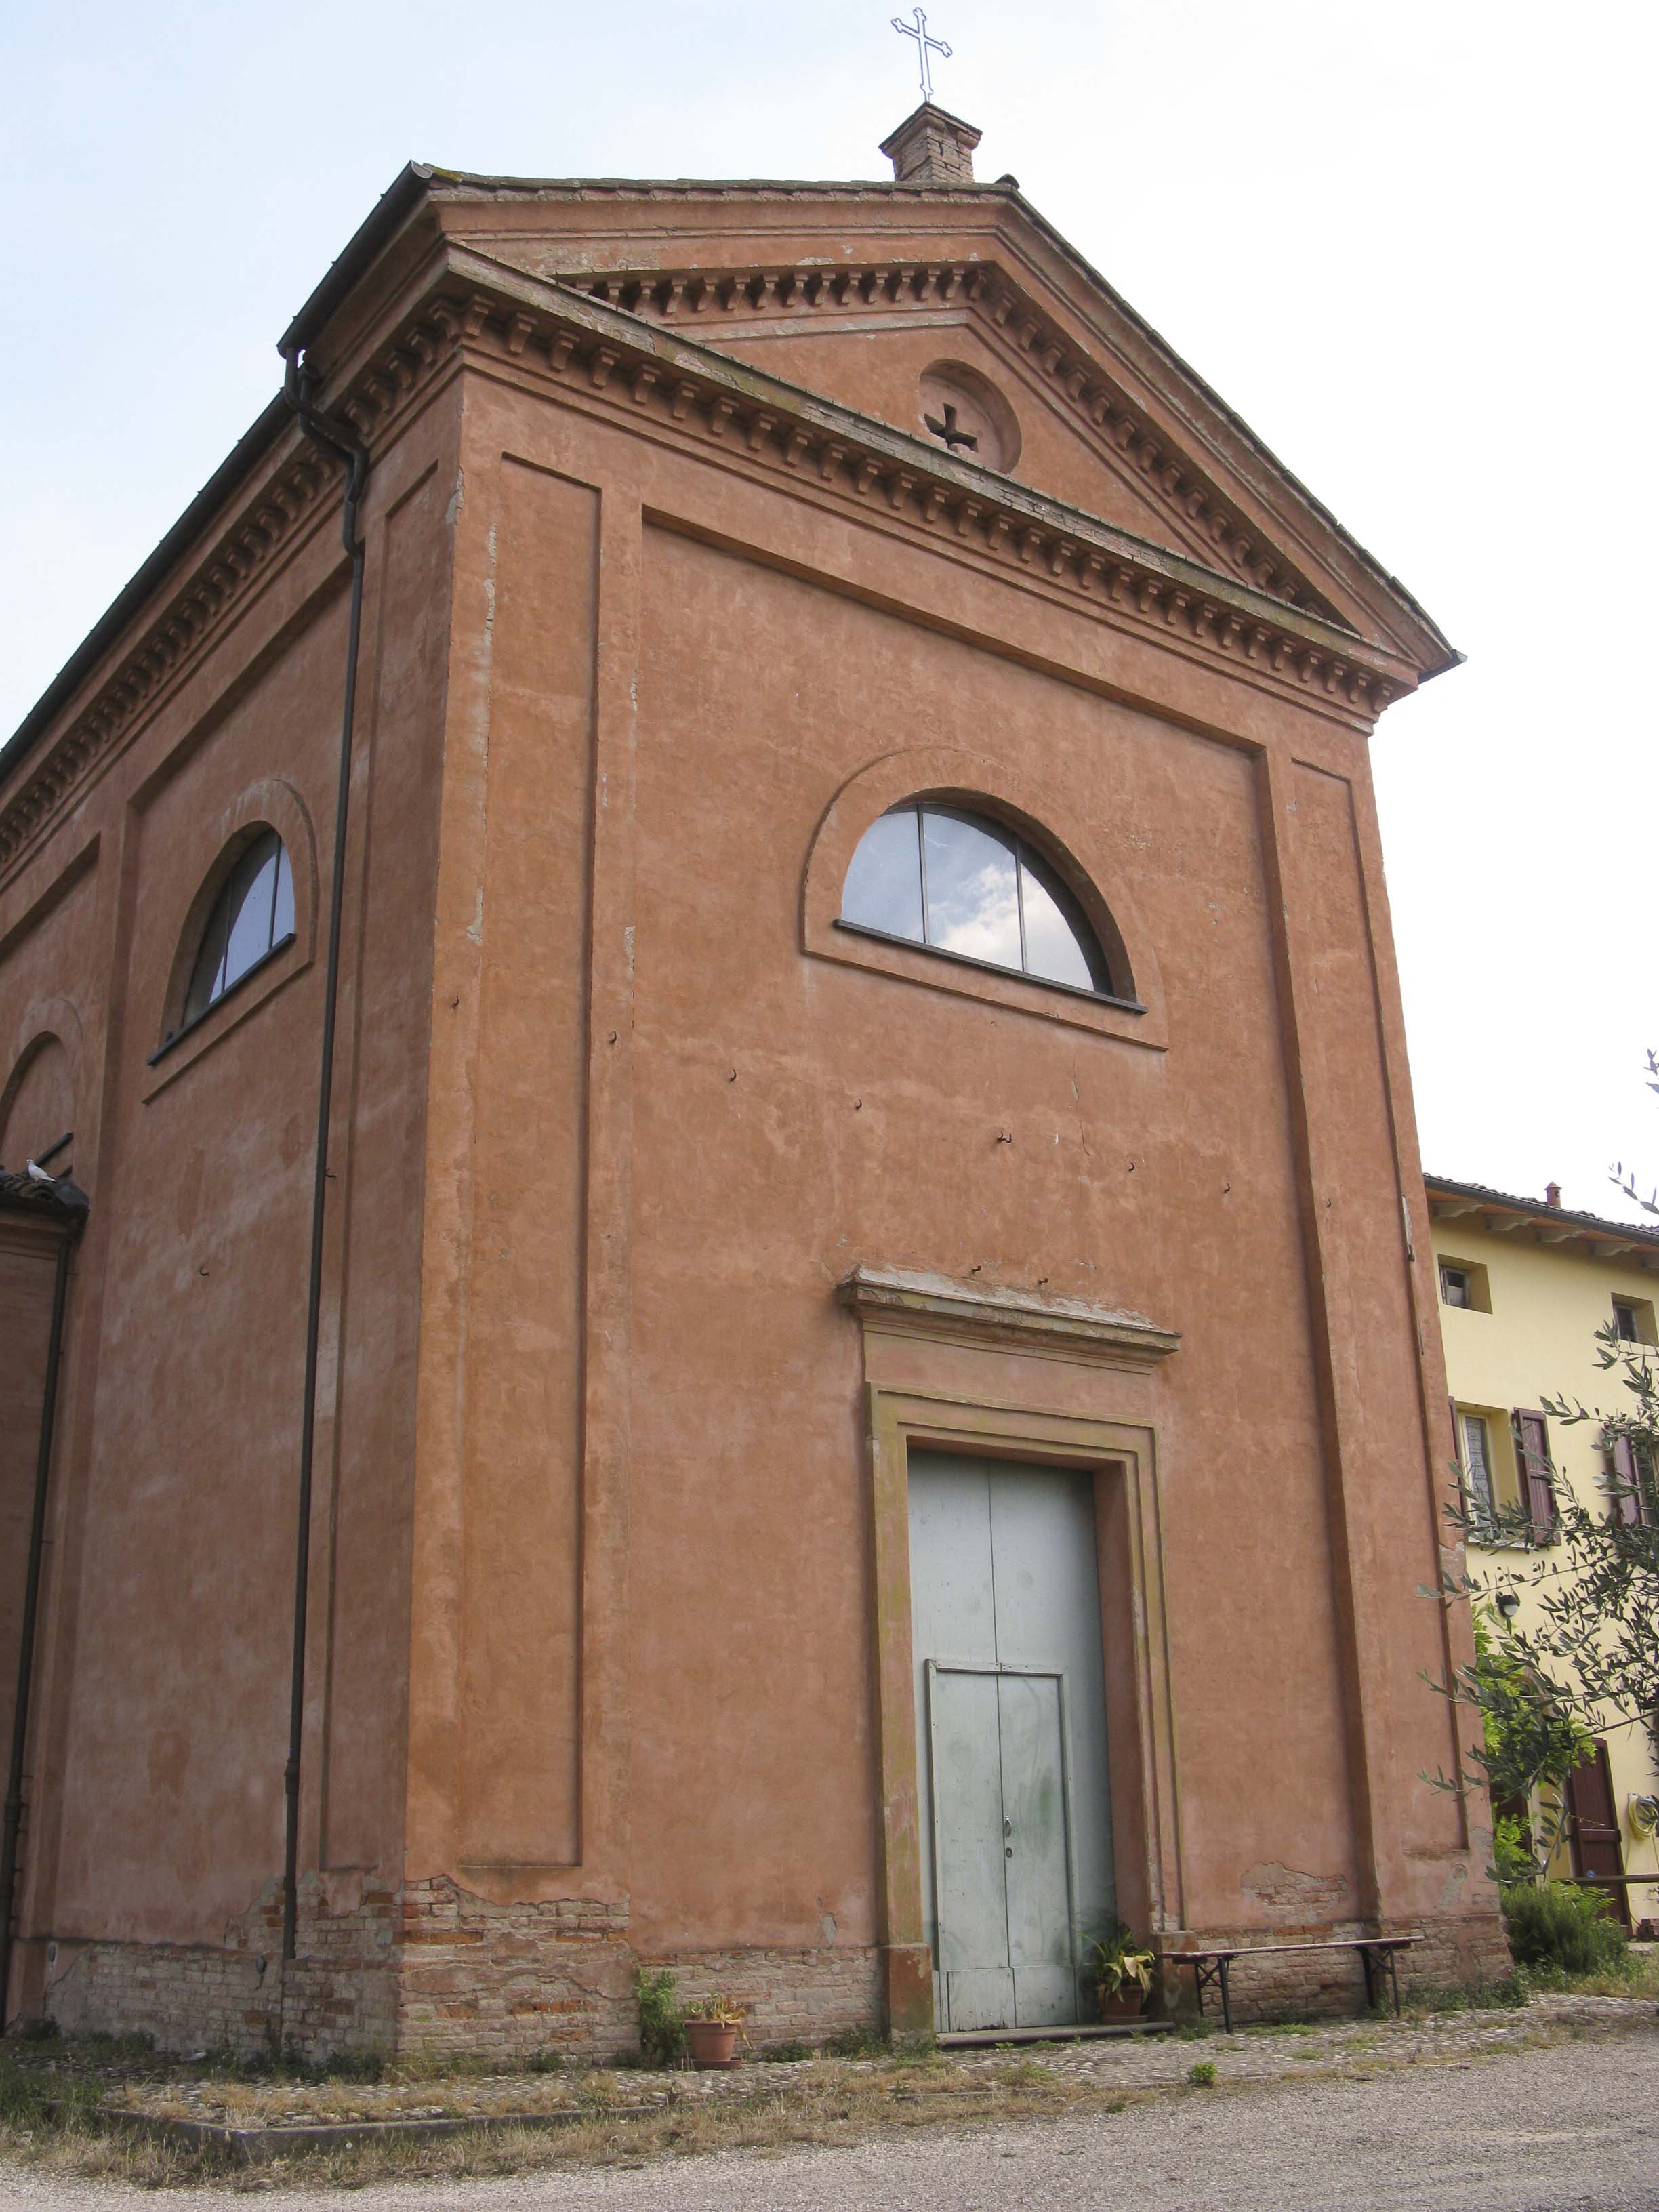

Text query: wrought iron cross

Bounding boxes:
[891,7,951,102]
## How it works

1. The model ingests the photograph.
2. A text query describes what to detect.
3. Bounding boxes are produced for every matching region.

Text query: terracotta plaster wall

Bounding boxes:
[0,1221,60,1766]
[0,412,458,1977]
[412,353,1488,2014]
[621,525,1360,1950]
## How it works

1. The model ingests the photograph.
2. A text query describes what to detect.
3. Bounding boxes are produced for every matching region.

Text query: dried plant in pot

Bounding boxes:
[683,1994,746,2069]
[1089,1922,1155,2021]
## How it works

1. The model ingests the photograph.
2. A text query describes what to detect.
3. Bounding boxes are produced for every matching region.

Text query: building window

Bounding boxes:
[1459,1411,1497,1532]
[181,830,295,1031]
[1601,1431,1654,1528]
[838,803,1127,1002]
[1438,1257,1490,1312]
[1454,1404,1554,1543]
[1612,1297,1656,1346]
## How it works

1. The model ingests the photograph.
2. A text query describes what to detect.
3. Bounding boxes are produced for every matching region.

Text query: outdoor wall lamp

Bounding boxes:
[1495,1589,1521,1622]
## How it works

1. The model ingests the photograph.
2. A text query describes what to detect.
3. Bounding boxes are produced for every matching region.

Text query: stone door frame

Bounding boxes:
[861,1380,1185,2036]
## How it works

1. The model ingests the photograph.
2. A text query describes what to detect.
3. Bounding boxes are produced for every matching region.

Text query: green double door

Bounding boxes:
[909,1453,1115,2034]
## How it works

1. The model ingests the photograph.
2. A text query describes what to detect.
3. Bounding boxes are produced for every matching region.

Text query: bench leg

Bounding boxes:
[1360,1946,1378,2011]
[1217,1956,1233,2036]
[1388,1947,1401,2018]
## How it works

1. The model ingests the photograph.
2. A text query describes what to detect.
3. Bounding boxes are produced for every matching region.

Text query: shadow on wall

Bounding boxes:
[0,1036,73,1168]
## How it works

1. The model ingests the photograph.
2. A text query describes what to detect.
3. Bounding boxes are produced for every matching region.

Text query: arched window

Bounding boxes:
[182,830,295,1028]
[839,803,1126,1000]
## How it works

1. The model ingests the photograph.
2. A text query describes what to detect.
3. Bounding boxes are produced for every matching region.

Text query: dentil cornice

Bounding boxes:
[0,447,337,874]
[568,257,1340,623]
[407,248,1412,714]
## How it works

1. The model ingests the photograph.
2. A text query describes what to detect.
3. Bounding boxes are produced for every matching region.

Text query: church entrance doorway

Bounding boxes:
[908,1452,1115,2034]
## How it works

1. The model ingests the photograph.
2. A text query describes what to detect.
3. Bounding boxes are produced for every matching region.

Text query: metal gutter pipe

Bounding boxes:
[0,1204,85,2030]
[276,344,369,1965]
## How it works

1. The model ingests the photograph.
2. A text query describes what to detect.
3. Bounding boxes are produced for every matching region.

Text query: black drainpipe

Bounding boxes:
[276,346,369,1965]
[0,1197,87,2030]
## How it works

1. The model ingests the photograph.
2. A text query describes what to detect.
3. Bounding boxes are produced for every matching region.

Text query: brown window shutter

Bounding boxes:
[1513,1410,1557,1539]
[1566,1740,1631,1932]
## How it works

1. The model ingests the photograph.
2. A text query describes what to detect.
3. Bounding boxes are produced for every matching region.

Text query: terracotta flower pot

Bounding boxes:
[1097,1986,1145,2022]
[686,2020,740,2070]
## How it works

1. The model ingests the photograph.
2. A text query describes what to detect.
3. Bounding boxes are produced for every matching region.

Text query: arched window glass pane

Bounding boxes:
[1019,846,1107,992]
[183,832,294,1026]
[841,806,924,940]
[922,809,1021,968]
[272,846,295,943]
[838,800,1122,1001]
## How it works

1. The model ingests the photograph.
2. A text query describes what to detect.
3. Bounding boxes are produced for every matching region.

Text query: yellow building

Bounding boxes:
[1429,1175,1659,1935]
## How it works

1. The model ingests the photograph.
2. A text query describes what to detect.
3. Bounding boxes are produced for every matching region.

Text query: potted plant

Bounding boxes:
[1089,1922,1156,2020]
[683,1994,746,2069]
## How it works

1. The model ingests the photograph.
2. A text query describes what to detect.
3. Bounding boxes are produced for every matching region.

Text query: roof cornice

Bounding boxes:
[419,168,1456,674]
[375,246,1418,707]
[1426,1174,1659,1266]
[0,430,338,874]
[565,253,1345,627]
[1,239,1420,884]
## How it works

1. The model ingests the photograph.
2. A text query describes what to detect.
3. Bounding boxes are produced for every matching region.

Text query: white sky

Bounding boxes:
[5,0,1654,1220]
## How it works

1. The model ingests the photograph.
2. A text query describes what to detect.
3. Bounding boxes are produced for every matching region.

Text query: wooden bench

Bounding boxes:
[1162,1936,1418,2034]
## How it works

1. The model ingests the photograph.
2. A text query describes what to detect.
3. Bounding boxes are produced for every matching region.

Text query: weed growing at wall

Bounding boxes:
[634,1967,685,2068]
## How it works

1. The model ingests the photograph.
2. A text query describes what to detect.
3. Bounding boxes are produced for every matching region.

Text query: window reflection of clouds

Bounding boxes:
[922,812,1021,968]
[838,801,1118,1000]
[184,832,295,1025]
[840,808,924,939]
[1019,855,1097,990]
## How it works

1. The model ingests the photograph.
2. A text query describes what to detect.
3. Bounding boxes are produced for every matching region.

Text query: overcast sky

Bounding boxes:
[5,0,1654,1218]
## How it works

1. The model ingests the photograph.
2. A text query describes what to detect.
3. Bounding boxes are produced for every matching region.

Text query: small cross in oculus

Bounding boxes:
[924,401,977,451]
[891,7,951,102]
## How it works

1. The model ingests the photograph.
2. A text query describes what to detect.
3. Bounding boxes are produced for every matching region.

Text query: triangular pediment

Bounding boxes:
[421,176,1450,672]
[556,262,1345,628]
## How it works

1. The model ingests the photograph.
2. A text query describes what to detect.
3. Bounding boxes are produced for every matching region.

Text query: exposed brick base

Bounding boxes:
[42,1874,398,2066]
[35,1884,1511,2060]
[35,1875,883,2064]
[647,1944,882,2051]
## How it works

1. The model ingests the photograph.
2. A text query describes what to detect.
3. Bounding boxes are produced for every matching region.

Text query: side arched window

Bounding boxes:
[182,830,295,1028]
[839,803,1127,1001]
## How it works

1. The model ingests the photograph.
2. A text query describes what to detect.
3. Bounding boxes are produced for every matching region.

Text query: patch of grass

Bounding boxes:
[1403,1973,1527,2018]
[1186,2061,1218,2087]
[989,2058,1055,2087]
[884,2032,942,2066]
[69,2028,153,2061]
[1516,1952,1659,1999]
[1246,2019,1319,2036]
[1174,2018,1212,2041]
[759,2041,814,2063]
[823,2024,887,2060]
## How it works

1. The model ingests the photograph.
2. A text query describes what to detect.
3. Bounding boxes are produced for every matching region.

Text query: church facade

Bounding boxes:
[0,106,1507,2060]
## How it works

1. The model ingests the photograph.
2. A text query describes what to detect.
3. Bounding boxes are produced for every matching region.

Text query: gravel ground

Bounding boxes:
[19,1994,1655,2125]
[4,2016,1658,2210]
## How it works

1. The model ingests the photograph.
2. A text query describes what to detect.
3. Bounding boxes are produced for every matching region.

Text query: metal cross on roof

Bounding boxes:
[891,7,951,102]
